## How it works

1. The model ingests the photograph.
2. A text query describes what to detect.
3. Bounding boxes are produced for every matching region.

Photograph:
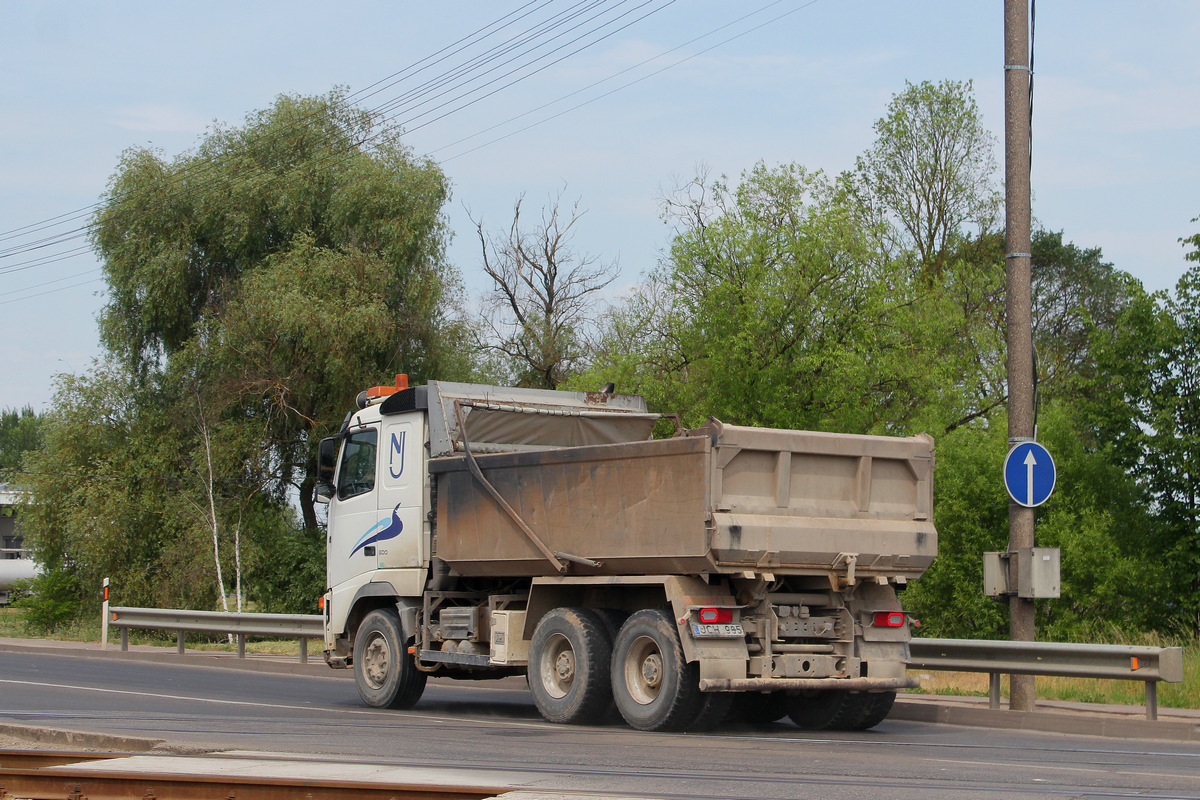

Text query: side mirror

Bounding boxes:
[315,436,340,504]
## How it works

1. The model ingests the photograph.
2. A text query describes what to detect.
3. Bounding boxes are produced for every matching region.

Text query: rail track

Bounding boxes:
[0,750,504,800]
[6,746,1200,800]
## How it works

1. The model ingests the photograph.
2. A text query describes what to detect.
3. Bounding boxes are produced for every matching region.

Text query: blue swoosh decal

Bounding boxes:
[350,504,404,557]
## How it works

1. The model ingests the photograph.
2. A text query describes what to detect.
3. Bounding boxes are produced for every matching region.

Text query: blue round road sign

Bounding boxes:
[1003,441,1056,507]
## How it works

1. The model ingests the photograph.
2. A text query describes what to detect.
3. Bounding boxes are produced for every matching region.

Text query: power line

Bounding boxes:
[0,275,103,306]
[439,0,815,161]
[0,0,635,266]
[0,1,818,308]
[0,1,585,252]
[0,0,657,281]
[367,0,619,120]
[380,0,675,137]
[1,267,101,301]
[0,245,94,276]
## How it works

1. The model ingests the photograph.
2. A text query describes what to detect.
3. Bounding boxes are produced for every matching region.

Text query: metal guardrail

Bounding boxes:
[103,606,1187,722]
[909,637,1185,721]
[108,606,324,663]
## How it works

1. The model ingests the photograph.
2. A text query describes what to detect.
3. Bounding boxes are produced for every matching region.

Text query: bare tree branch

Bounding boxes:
[470,187,618,388]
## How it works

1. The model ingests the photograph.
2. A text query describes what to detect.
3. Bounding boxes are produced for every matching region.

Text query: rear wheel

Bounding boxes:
[727,691,788,725]
[830,691,897,730]
[353,609,426,709]
[592,609,630,724]
[611,609,703,732]
[689,690,734,732]
[528,608,613,725]
[785,690,849,730]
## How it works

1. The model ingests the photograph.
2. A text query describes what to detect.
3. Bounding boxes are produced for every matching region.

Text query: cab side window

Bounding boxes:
[337,429,378,500]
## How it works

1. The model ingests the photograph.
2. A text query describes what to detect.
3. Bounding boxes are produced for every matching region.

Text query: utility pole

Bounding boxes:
[1004,0,1037,711]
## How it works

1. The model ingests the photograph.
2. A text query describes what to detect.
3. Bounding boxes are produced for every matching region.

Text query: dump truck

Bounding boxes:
[318,377,937,732]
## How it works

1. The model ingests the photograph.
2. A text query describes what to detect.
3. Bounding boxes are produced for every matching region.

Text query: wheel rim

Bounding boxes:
[362,632,390,690]
[540,632,576,699]
[624,635,664,706]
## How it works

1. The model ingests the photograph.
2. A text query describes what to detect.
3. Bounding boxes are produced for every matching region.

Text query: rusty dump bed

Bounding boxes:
[429,421,936,580]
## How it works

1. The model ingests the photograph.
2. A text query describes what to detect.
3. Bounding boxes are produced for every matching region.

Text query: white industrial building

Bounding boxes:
[1,483,38,605]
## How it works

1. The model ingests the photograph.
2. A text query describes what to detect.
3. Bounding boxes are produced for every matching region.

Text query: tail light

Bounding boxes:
[698,608,733,624]
[873,611,906,628]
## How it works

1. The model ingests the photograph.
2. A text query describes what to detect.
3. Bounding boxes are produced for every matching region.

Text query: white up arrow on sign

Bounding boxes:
[1025,449,1037,509]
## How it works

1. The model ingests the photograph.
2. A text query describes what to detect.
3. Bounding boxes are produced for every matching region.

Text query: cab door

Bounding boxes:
[326,424,383,591]
[373,412,426,571]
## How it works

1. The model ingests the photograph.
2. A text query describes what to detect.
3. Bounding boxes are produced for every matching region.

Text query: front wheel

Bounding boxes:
[611,609,703,732]
[353,609,427,709]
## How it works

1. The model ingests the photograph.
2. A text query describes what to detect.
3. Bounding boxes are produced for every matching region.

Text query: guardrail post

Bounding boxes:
[237,634,246,658]
[100,578,110,651]
[989,673,1002,710]
[120,627,128,652]
[176,632,185,655]
[1145,681,1158,722]
[300,637,308,664]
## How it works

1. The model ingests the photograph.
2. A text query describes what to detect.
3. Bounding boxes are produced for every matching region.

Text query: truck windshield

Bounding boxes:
[337,428,378,500]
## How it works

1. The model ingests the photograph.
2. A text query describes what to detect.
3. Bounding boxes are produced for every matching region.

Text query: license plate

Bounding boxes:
[691,623,745,638]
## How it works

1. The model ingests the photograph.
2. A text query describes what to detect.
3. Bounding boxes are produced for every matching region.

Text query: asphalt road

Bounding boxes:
[2,650,1200,800]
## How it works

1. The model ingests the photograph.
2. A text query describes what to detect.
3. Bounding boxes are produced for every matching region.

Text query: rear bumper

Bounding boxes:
[699,676,918,693]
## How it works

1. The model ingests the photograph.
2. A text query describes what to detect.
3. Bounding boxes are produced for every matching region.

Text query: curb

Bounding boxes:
[0,722,165,752]
[891,698,1200,742]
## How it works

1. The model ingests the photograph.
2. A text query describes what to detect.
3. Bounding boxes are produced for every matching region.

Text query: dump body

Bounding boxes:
[431,420,936,583]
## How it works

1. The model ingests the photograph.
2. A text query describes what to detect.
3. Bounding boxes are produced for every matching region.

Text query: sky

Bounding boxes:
[1,1,1197,411]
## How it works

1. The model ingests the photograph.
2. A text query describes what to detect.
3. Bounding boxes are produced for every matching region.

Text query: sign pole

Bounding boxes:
[1004,0,1037,712]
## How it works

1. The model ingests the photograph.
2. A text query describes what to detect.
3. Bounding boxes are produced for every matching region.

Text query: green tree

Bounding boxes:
[579,79,1159,642]
[20,90,471,617]
[0,406,43,474]
[902,419,1009,639]
[90,89,465,533]
[1183,215,1200,267]
[583,163,967,435]
[1089,252,1200,634]
[19,364,208,610]
[855,79,1000,275]
[1031,401,1165,639]
[1031,230,1133,399]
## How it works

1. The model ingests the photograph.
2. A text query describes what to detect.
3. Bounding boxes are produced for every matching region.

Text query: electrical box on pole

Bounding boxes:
[984,548,1061,598]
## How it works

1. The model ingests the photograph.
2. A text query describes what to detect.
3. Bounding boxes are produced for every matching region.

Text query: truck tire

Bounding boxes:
[830,690,897,731]
[353,609,427,709]
[689,690,734,732]
[593,608,629,644]
[528,608,613,725]
[785,689,850,730]
[727,691,788,725]
[611,609,703,732]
